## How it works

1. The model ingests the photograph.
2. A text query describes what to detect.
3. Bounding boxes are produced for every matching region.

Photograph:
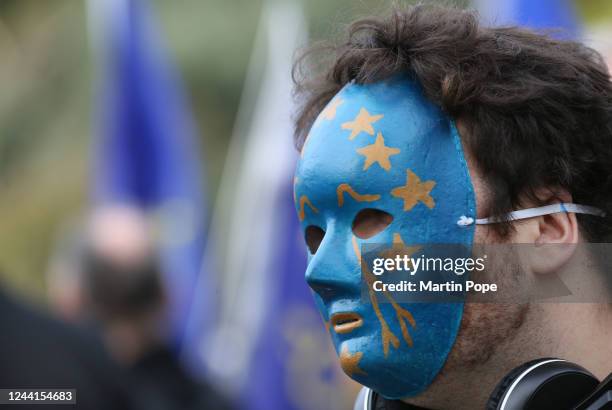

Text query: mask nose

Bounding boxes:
[305,224,363,301]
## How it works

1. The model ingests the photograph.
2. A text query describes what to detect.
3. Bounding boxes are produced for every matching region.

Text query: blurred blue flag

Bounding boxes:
[240,184,354,409]
[475,0,581,38]
[89,0,211,347]
[194,1,358,408]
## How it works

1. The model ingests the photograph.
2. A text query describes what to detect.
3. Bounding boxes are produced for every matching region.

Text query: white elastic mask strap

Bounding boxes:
[475,203,605,225]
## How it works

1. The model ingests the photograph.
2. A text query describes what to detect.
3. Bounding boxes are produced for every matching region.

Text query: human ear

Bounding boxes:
[528,191,579,275]
[535,210,578,245]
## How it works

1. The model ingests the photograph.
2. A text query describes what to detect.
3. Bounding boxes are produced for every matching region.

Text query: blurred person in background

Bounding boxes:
[0,259,136,409]
[49,205,233,410]
[82,206,165,366]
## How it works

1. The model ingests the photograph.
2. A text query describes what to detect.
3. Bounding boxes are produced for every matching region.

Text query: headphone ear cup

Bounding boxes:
[486,358,599,410]
[487,358,553,410]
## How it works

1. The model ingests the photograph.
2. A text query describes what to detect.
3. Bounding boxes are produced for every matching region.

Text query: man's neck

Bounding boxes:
[402,304,545,410]
[402,302,612,410]
[546,302,612,380]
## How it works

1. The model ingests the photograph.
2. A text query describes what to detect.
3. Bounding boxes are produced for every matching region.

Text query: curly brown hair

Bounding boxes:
[292,4,612,240]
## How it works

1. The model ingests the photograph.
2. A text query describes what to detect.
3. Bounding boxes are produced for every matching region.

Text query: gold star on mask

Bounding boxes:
[391,169,436,211]
[356,132,400,171]
[320,98,343,121]
[341,108,383,140]
[379,233,421,267]
[339,345,367,377]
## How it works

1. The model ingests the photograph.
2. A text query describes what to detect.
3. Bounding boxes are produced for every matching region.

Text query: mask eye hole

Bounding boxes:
[352,208,393,239]
[305,225,325,254]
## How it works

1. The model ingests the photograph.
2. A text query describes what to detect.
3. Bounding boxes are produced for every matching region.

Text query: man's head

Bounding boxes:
[84,206,166,365]
[292,4,612,406]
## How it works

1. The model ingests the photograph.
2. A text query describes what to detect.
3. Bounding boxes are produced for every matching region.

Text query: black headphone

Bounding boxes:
[355,358,612,409]
[486,358,612,410]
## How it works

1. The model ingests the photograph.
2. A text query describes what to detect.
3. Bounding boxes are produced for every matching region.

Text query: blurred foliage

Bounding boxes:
[0,0,606,302]
[576,0,612,25]
[0,0,90,300]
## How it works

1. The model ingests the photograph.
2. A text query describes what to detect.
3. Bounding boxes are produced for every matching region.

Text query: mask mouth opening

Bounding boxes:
[352,208,393,239]
[330,312,363,334]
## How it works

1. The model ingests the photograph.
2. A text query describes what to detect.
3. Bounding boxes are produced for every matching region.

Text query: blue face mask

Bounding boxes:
[294,76,476,398]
